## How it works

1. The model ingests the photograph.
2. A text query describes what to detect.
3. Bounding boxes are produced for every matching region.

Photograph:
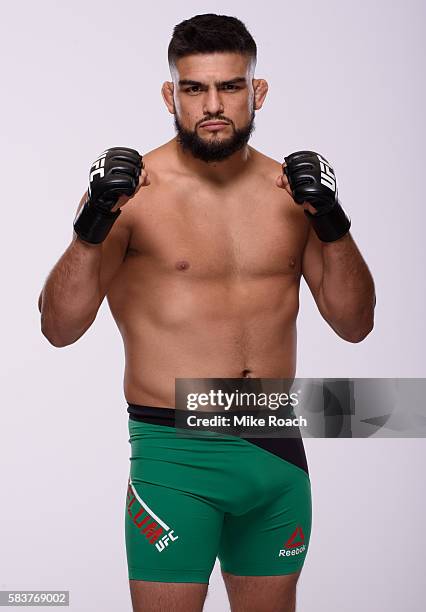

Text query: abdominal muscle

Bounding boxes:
[108,265,300,408]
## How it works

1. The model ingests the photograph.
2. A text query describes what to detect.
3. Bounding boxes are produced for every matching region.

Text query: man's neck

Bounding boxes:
[171,137,254,185]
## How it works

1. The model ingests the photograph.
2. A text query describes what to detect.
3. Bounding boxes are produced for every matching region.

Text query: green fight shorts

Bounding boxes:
[125,404,312,583]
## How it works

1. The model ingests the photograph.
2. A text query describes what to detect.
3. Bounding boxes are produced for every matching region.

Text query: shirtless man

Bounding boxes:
[38,13,375,612]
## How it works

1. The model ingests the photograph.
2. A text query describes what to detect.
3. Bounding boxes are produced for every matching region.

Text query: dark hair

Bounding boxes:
[168,14,257,67]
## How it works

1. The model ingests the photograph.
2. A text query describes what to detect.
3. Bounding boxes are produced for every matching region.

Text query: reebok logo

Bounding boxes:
[278,526,306,558]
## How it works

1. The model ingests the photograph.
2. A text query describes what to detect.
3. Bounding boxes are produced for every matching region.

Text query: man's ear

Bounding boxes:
[253,79,268,111]
[162,81,175,114]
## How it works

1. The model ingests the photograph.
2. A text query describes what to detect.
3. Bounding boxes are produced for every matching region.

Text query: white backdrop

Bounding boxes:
[1,1,425,610]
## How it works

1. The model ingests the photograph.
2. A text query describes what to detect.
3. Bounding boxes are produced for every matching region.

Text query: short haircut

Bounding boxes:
[168,14,257,68]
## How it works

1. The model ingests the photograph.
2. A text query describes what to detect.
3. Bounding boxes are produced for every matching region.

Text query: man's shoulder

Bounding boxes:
[140,140,184,180]
[249,147,283,179]
[140,141,172,166]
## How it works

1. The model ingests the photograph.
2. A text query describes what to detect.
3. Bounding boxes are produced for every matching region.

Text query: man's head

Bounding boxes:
[162,14,268,163]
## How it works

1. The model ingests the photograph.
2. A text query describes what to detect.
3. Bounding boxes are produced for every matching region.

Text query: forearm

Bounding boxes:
[318,233,376,342]
[39,236,103,346]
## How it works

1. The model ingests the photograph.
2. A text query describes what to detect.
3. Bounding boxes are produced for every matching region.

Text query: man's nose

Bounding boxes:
[202,89,224,116]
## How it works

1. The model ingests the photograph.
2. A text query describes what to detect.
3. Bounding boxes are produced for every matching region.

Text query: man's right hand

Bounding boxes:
[73,147,149,244]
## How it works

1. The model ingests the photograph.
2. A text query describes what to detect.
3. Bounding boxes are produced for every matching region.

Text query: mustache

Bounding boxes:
[196,116,234,128]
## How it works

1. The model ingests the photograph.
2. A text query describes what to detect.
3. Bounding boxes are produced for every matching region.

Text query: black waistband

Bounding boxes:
[127,403,309,476]
[127,404,176,426]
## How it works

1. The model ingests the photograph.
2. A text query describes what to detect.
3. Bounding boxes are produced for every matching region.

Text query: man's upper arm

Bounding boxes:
[301,225,326,315]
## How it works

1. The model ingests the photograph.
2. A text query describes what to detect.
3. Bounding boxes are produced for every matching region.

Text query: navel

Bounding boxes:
[175,260,190,271]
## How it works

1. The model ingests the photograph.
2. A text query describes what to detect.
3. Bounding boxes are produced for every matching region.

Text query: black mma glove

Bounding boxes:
[74,147,143,244]
[283,150,351,242]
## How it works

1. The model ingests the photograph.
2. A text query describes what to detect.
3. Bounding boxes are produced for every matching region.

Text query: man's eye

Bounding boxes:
[186,86,200,93]
[223,84,239,90]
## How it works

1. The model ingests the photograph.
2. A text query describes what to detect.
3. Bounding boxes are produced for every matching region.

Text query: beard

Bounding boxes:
[174,110,255,163]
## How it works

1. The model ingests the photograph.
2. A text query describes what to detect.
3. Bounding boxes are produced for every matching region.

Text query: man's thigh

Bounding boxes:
[218,456,311,612]
[126,478,221,583]
[221,569,302,612]
[129,580,208,612]
[218,462,312,578]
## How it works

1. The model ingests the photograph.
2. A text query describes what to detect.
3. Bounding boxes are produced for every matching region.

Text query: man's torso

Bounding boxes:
[106,143,309,406]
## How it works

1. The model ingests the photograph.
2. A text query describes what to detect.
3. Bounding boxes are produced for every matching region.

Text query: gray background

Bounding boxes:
[1,0,425,610]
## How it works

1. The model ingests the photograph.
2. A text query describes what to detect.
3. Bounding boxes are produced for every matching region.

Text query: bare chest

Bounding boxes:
[125,181,308,279]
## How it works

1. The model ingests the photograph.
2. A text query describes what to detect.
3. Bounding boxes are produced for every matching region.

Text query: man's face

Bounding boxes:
[169,53,257,162]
